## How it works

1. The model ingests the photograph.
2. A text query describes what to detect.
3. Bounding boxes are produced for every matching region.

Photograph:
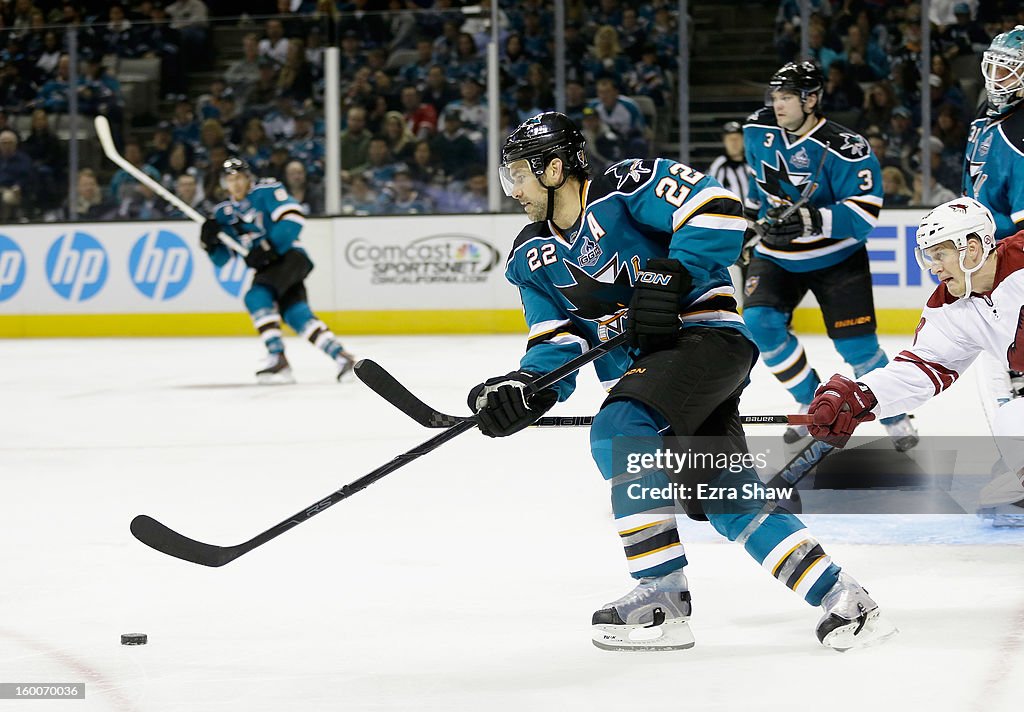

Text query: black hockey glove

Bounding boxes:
[762,205,823,247]
[199,219,223,255]
[244,238,280,270]
[467,370,558,438]
[626,258,692,355]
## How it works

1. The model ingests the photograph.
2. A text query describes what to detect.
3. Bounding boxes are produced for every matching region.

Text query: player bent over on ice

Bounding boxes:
[470,112,895,651]
[200,158,355,384]
[807,198,1024,527]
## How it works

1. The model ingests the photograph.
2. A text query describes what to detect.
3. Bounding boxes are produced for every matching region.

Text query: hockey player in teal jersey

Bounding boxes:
[743,61,917,451]
[469,112,894,651]
[964,25,1024,239]
[200,158,355,383]
[961,26,1024,504]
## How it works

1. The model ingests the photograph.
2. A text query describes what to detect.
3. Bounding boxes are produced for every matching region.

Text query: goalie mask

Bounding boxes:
[982,25,1024,116]
[915,197,996,298]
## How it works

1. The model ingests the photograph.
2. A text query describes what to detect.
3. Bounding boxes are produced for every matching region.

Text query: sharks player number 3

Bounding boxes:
[742,61,917,451]
[468,111,895,652]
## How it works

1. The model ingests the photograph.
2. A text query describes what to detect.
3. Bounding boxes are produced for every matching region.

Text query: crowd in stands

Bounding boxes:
[3,1,1021,221]
[0,0,685,221]
[773,0,1024,206]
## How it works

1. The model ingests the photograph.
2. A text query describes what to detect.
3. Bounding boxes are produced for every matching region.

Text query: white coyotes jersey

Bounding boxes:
[859,232,1024,419]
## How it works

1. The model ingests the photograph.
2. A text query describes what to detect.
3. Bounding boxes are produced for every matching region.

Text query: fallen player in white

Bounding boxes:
[806,197,1024,526]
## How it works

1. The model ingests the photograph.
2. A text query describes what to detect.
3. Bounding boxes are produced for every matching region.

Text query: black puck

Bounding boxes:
[121,633,147,646]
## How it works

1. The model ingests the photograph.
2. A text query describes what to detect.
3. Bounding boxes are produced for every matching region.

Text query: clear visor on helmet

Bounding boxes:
[982,50,1024,107]
[498,159,533,197]
[765,86,803,106]
[914,243,956,271]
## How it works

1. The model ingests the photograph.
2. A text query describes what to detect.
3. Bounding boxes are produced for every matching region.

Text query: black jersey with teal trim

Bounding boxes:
[744,107,883,273]
[964,102,1024,239]
[506,158,753,402]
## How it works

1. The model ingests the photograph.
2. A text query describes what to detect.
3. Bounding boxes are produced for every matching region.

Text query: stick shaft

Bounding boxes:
[93,115,247,256]
[132,332,632,565]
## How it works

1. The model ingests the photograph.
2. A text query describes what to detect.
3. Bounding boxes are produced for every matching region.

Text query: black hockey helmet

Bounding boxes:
[768,61,824,110]
[222,157,252,175]
[499,111,589,197]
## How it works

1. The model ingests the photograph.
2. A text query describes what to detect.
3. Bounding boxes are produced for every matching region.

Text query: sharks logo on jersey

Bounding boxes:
[558,255,632,319]
[839,132,869,157]
[557,255,633,341]
[607,159,653,191]
[755,150,814,207]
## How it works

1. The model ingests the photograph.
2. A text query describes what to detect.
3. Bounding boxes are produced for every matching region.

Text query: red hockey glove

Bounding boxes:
[807,374,877,448]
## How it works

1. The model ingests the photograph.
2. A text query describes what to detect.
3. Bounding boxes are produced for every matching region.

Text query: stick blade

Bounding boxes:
[130,515,241,567]
[354,359,467,428]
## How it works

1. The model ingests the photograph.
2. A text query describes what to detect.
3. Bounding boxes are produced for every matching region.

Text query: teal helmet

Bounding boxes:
[982,24,1024,116]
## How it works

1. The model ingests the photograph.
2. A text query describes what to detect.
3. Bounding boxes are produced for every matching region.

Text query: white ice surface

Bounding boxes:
[1,334,1022,712]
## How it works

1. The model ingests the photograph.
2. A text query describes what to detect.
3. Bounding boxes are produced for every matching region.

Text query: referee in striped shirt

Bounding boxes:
[708,121,750,207]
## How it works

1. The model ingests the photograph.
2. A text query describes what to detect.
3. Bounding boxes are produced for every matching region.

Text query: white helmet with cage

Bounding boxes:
[982,25,1024,116]
[915,197,997,298]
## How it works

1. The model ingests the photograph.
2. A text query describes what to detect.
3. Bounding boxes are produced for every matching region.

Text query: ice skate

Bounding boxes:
[335,350,356,383]
[978,500,1024,527]
[977,468,1024,527]
[883,415,918,452]
[591,570,694,651]
[783,403,810,444]
[256,352,295,385]
[816,572,897,651]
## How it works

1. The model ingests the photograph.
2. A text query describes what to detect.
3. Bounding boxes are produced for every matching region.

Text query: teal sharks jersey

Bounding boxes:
[964,102,1024,239]
[744,106,883,273]
[506,158,753,402]
[208,181,307,267]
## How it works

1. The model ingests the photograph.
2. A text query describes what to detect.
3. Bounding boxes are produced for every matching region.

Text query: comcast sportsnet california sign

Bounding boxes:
[344,234,501,285]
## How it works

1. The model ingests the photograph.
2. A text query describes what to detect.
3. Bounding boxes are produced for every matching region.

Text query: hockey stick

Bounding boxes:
[354,358,811,429]
[129,331,630,567]
[532,414,808,427]
[765,437,833,489]
[93,115,248,256]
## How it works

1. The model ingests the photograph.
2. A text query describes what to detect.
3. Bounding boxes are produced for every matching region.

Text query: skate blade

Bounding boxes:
[257,369,296,386]
[821,610,898,652]
[336,366,355,383]
[892,435,919,453]
[591,619,695,651]
[783,426,808,444]
[979,511,1024,528]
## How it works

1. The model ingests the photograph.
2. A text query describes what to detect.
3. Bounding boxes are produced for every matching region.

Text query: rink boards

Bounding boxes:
[0,210,938,337]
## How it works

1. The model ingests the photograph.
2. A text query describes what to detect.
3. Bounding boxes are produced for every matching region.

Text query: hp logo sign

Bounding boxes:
[46,232,108,301]
[129,230,193,300]
[215,255,251,297]
[0,234,26,302]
